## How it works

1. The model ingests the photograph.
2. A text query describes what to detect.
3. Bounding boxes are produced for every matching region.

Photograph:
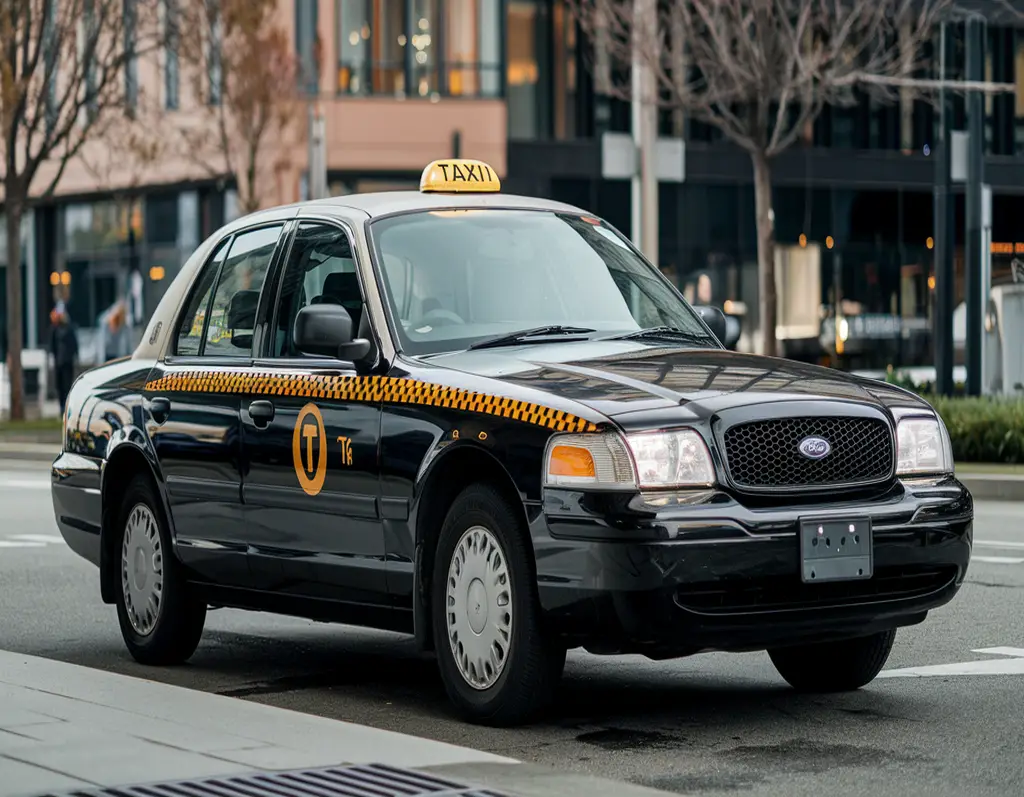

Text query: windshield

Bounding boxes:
[367,209,714,355]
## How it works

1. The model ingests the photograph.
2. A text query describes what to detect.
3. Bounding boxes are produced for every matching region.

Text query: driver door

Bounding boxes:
[239,221,387,606]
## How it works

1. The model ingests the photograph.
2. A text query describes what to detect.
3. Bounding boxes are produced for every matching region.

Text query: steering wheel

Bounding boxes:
[419,308,465,327]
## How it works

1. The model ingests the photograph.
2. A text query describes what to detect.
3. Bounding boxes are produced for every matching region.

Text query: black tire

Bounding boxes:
[431,483,567,726]
[114,475,206,665]
[768,629,897,692]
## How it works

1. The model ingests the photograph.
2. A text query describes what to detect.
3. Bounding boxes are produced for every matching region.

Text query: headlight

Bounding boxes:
[543,432,637,489]
[896,416,953,476]
[624,429,715,489]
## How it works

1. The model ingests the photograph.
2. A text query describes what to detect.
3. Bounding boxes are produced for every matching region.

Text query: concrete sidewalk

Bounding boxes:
[0,651,669,797]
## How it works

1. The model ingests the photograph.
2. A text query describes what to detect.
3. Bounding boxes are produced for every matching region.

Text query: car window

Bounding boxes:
[201,225,283,357]
[368,209,712,355]
[174,240,228,356]
[271,222,361,358]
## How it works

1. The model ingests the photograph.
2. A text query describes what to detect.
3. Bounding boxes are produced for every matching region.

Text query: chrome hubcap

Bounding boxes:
[121,503,163,636]
[446,526,513,690]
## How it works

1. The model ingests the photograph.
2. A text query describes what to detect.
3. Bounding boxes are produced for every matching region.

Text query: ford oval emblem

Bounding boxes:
[798,436,831,460]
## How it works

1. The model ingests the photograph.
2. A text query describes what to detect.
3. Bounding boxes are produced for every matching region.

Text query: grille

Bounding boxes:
[675,566,957,614]
[36,764,509,797]
[722,416,894,490]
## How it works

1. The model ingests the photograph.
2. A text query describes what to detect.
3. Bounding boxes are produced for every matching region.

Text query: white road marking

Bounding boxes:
[0,475,49,490]
[975,540,1024,550]
[974,555,1024,564]
[0,534,66,550]
[972,647,1024,657]
[879,647,1024,678]
[8,534,64,544]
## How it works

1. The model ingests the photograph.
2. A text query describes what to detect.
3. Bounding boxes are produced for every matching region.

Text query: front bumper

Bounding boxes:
[531,477,972,656]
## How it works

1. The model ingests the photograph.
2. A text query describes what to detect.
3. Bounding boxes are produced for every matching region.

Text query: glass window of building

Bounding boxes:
[409,0,438,97]
[337,0,372,94]
[62,200,144,254]
[445,0,502,98]
[508,0,548,139]
[1014,29,1024,154]
[336,0,408,95]
[552,0,577,139]
[336,0,499,98]
[295,0,320,92]
[163,0,179,109]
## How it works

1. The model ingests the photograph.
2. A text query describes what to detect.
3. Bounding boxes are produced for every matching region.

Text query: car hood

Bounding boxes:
[418,341,931,422]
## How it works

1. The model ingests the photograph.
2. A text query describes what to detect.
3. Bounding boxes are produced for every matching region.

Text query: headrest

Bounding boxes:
[227,290,260,328]
[322,271,360,299]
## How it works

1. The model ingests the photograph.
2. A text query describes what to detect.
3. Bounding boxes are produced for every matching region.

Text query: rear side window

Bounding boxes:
[173,225,284,357]
[175,241,227,356]
[202,225,283,357]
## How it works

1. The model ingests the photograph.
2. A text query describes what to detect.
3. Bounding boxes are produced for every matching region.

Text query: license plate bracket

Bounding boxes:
[799,518,873,583]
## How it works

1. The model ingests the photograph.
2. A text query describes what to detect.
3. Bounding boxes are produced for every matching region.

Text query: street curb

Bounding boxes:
[959,473,1024,501]
[1,650,519,797]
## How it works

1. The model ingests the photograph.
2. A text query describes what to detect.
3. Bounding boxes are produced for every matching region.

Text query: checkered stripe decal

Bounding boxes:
[145,371,600,433]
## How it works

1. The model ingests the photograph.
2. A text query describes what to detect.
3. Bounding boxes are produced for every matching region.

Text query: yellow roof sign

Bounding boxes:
[420,159,501,193]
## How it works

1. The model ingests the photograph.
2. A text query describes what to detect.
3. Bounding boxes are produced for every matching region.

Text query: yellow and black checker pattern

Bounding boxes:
[144,371,600,434]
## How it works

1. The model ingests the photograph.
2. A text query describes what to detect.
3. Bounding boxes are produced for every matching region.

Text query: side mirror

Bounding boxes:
[694,304,727,343]
[722,314,742,349]
[294,304,372,361]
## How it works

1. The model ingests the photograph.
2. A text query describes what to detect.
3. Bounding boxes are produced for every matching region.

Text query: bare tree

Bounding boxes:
[175,0,300,217]
[571,0,954,357]
[1,0,160,419]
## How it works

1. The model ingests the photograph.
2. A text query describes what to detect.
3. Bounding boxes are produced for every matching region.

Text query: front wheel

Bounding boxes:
[431,483,566,726]
[114,475,207,665]
[768,629,897,692]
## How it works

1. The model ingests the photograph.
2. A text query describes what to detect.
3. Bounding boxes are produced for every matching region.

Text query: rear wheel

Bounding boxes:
[114,475,206,665]
[768,629,897,692]
[431,483,566,726]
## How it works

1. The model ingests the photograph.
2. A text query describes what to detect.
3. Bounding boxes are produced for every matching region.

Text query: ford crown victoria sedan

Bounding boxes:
[51,159,973,726]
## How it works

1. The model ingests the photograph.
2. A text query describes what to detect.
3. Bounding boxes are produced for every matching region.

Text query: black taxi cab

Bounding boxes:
[51,158,972,726]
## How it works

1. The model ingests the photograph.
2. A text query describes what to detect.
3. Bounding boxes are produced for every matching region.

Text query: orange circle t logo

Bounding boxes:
[292,403,327,496]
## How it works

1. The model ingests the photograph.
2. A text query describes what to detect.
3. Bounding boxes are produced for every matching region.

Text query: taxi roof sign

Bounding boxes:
[420,159,501,194]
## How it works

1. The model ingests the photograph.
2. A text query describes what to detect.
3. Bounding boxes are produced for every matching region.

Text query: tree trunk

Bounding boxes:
[751,150,778,358]
[4,194,25,420]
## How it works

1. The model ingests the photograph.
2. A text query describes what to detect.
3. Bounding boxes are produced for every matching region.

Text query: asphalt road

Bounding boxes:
[3,458,1023,797]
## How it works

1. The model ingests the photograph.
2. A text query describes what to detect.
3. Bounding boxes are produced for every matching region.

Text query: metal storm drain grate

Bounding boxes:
[37,763,511,797]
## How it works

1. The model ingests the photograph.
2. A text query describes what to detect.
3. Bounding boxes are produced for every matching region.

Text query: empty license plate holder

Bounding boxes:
[799,518,873,583]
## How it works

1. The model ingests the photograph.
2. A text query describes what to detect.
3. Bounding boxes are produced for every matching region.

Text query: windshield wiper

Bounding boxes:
[600,326,715,344]
[468,325,597,350]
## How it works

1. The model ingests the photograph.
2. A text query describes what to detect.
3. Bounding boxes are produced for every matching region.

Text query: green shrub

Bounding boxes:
[923,395,1024,464]
[879,369,1024,462]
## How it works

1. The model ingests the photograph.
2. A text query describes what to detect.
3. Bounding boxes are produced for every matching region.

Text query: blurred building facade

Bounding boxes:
[3,0,1024,373]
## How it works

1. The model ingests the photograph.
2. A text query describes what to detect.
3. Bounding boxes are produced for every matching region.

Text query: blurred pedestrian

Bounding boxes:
[50,303,78,416]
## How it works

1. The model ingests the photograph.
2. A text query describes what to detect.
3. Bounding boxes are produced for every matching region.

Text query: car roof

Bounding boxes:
[296,190,588,219]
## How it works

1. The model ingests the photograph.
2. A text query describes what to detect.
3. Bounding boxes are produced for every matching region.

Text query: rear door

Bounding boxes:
[239,220,388,607]
[146,222,289,585]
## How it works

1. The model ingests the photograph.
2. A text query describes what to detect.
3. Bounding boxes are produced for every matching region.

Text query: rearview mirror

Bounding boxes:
[694,305,727,343]
[294,304,371,361]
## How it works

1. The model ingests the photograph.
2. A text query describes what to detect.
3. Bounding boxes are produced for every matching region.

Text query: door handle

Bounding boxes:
[150,396,171,423]
[248,400,275,427]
